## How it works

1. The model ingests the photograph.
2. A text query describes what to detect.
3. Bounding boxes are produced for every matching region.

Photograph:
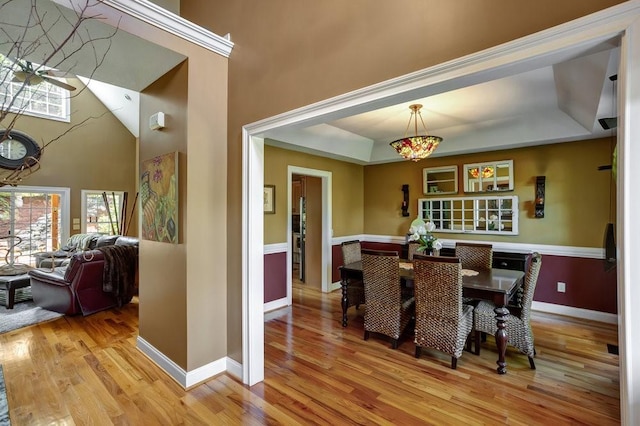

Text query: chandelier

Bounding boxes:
[389,104,442,162]
[470,166,494,179]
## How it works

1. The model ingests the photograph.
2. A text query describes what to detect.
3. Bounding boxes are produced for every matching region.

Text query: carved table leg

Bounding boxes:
[494,306,510,374]
[341,276,349,327]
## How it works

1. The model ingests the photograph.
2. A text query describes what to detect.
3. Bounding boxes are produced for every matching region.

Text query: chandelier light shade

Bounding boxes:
[390,104,442,162]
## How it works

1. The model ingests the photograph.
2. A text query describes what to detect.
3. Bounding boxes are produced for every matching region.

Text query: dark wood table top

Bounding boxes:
[340,260,524,296]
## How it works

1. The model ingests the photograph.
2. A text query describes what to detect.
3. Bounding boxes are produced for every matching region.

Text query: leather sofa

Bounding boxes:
[29,236,139,315]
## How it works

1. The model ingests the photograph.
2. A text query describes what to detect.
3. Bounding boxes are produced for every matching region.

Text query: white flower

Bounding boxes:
[417,225,427,235]
[433,240,443,250]
[409,225,417,234]
[425,221,436,233]
[408,232,421,242]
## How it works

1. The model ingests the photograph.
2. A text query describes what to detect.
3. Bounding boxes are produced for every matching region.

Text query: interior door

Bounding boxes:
[303,176,322,289]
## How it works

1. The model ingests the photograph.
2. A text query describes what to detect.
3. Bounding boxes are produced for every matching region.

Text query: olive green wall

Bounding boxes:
[180,0,624,364]
[364,138,615,248]
[264,144,364,244]
[3,77,137,235]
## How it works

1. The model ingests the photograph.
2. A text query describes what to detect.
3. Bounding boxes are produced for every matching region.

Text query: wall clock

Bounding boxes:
[0,130,41,170]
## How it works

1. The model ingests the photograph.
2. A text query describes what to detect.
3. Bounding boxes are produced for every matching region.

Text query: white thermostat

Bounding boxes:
[149,112,165,130]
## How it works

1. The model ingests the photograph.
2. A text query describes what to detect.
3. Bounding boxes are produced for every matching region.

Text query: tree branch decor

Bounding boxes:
[0,0,118,186]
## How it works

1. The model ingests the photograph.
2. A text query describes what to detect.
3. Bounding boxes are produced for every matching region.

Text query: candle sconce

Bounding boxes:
[535,176,545,218]
[401,184,410,217]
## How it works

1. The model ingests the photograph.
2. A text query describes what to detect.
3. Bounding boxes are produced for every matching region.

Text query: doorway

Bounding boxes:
[291,174,323,290]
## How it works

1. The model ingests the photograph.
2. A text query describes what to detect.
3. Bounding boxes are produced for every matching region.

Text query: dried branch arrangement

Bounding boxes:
[0,0,118,186]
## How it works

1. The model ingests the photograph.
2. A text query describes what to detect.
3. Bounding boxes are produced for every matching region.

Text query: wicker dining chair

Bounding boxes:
[361,249,414,349]
[412,254,474,369]
[473,252,542,369]
[341,240,366,310]
[455,242,493,271]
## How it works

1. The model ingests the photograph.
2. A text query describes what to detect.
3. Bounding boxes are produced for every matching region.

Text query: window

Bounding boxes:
[418,195,519,235]
[81,190,125,235]
[0,186,70,267]
[0,56,70,122]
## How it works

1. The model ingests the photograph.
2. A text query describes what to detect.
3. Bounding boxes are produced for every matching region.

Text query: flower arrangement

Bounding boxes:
[408,219,443,253]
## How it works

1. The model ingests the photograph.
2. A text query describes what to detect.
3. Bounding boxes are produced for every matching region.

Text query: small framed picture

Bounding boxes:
[263,185,275,214]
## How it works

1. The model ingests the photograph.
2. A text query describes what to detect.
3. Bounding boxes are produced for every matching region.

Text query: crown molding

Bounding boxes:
[102,0,233,57]
[53,0,234,57]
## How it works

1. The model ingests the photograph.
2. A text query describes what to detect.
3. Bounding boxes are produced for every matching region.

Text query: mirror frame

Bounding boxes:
[463,160,514,193]
[422,165,458,195]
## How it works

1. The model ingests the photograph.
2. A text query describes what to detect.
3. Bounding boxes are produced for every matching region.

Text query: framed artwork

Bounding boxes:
[264,185,275,214]
[140,151,179,243]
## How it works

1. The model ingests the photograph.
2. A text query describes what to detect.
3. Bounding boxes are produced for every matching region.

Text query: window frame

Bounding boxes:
[81,190,126,235]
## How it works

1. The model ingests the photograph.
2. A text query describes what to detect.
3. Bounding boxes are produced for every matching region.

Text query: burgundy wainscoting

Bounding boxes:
[264,252,287,303]
[535,254,617,314]
[331,241,617,315]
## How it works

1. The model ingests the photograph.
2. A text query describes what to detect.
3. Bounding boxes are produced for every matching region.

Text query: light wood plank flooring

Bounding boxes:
[0,287,619,425]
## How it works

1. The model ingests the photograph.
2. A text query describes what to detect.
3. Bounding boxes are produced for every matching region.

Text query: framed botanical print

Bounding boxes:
[264,185,275,214]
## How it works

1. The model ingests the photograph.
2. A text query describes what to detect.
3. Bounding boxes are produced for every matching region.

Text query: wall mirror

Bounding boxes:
[423,165,458,195]
[463,160,513,193]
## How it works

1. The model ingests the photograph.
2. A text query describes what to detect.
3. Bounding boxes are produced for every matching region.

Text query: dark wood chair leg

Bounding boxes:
[391,338,399,349]
[415,346,421,358]
[481,332,487,342]
[474,330,481,355]
[364,330,370,341]
[451,357,457,369]
[528,356,536,370]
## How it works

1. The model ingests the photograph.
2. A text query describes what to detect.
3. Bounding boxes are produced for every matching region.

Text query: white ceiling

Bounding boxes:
[263,43,620,165]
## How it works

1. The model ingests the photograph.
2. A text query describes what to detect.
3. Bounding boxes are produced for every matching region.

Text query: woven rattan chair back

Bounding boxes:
[341,240,365,311]
[455,242,493,271]
[361,249,413,348]
[473,252,542,368]
[407,242,420,261]
[520,252,542,324]
[341,240,362,265]
[412,254,473,368]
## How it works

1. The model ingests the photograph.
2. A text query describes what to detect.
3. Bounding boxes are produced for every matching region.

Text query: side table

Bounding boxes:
[0,273,32,309]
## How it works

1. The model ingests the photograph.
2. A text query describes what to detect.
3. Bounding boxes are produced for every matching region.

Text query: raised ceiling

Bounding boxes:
[263,41,619,165]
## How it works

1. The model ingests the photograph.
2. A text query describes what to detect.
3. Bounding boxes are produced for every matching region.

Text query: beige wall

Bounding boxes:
[90,3,229,373]
[264,144,364,244]
[180,0,624,363]
[364,138,616,247]
[2,77,137,235]
[139,62,189,368]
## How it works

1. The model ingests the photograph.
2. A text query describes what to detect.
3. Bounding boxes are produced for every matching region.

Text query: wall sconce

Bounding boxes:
[535,176,545,218]
[401,184,410,217]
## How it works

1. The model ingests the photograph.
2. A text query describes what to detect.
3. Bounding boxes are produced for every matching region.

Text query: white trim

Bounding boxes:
[264,297,288,313]
[328,281,341,292]
[264,243,287,255]
[226,357,243,381]
[287,166,332,296]
[532,301,617,324]
[98,0,233,57]
[242,5,639,421]
[136,336,227,388]
[51,0,233,56]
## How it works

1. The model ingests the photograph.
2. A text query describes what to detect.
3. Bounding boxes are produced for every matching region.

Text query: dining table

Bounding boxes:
[339,260,525,374]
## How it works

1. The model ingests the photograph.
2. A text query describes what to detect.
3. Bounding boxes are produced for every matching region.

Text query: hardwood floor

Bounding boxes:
[0,288,619,425]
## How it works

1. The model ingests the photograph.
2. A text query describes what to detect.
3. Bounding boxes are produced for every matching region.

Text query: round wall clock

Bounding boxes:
[0,130,42,170]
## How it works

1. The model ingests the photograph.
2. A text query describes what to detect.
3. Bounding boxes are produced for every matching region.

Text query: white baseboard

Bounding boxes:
[226,357,243,381]
[136,336,227,388]
[532,301,617,324]
[264,297,288,312]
